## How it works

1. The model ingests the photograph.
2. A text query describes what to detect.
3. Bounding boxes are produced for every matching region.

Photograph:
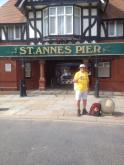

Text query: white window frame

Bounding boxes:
[49,6,73,35]
[49,7,57,35]
[8,27,14,40]
[8,26,21,40]
[43,8,48,36]
[65,6,73,35]
[5,63,12,72]
[108,21,123,37]
[74,6,81,35]
[15,26,21,40]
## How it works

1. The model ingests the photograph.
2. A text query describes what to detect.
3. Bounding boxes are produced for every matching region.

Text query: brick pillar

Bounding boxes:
[39,60,46,90]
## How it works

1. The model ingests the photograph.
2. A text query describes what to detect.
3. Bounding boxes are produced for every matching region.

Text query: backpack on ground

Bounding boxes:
[89,103,102,117]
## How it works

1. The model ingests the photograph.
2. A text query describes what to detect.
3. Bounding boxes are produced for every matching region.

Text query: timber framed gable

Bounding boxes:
[0,0,123,43]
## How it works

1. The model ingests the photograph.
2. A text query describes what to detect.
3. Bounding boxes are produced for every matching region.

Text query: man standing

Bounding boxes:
[73,64,89,116]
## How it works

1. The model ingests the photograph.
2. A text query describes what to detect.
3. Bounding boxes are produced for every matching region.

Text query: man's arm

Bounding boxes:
[87,73,90,91]
[73,72,80,83]
[73,78,78,83]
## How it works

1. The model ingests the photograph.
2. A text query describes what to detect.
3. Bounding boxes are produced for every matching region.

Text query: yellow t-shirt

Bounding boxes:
[74,71,89,92]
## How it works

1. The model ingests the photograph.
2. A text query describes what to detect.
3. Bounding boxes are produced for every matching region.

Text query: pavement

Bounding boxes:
[0,89,124,125]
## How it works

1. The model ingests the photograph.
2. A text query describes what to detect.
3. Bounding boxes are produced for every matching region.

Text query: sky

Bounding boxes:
[0,0,8,6]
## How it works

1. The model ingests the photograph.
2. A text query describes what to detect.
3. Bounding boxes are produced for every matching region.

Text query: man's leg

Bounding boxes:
[75,91,81,116]
[77,100,80,110]
[76,100,81,116]
[82,92,88,115]
[83,99,87,109]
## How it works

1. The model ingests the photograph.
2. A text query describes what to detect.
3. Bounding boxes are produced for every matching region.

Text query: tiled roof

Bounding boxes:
[0,0,26,23]
[103,0,124,19]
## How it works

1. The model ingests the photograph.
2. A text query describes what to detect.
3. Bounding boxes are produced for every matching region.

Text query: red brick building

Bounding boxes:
[0,0,124,92]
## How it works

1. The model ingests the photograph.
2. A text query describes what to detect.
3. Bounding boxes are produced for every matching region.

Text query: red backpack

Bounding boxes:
[89,103,101,116]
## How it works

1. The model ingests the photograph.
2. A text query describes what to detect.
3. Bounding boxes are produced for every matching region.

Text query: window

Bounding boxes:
[65,6,73,34]
[117,21,123,36]
[0,28,1,39]
[49,7,56,34]
[98,62,111,78]
[74,6,81,35]
[8,27,14,40]
[108,21,123,37]
[58,12,64,35]
[5,64,12,72]
[49,6,73,35]
[43,6,81,36]
[15,26,21,39]
[8,26,21,40]
[43,8,48,36]
[25,63,31,78]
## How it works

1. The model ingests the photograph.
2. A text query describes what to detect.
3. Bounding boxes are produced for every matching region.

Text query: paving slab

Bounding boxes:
[0,90,124,124]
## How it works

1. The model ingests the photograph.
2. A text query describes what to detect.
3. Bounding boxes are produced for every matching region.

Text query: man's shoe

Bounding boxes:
[82,108,88,115]
[77,109,81,117]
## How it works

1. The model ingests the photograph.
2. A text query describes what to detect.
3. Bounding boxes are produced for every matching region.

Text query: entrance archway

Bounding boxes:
[45,60,84,89]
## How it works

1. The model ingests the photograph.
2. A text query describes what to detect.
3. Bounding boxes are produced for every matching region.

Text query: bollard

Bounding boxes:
[100,98,115,115]
[19,80,27,97]
[94,79,99,98]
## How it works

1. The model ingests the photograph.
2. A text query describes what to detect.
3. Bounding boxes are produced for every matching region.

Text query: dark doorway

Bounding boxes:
[45,60,81,88]
[45,61,57,87]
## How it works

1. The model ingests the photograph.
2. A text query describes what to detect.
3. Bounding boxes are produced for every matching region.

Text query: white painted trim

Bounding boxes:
[100,0,105,4]
[18,0,25,8]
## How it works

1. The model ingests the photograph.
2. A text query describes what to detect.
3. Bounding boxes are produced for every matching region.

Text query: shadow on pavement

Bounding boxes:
[113,112,124,117]
[99,95,115,98]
